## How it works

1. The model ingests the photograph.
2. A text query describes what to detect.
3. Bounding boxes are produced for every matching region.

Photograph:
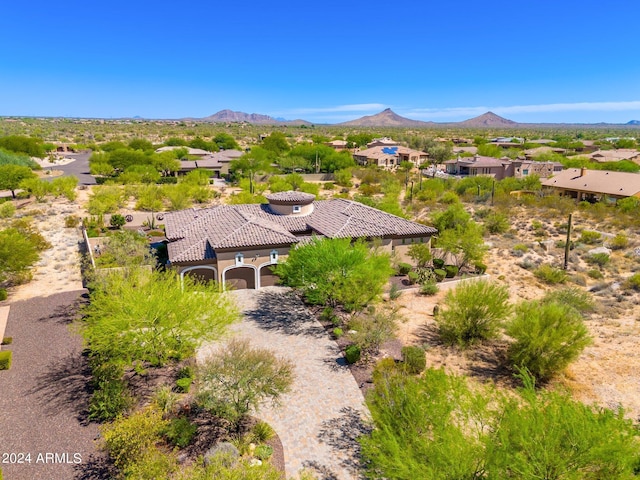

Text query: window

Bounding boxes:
[293,205,301,213]
[270,250,278,262]
[235,253,244,266]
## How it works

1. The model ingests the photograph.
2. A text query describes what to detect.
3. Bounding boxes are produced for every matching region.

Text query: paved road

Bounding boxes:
[0,291,105,480]
[199,287,370,480]
[44,152,96,185]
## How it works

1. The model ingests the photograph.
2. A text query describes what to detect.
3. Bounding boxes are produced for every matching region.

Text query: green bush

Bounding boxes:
[506,301,592,382]
[579,230,601,245]
[433,269,446,282]
[407,271,419,285]
[587,269,604,279]
[252,421,275,443]
[0,351,12,370]
[0,289,6,301]
[617,196,640,213]
[388,283,402,300]
[542,287,595,315]
[419,282,439,296]
[101,406,168,470]
[512,243,528,254]
[0,202,15,219]
[345,345,361,364]
[163,416,197,448]
[333,327,343,338]
[485,212,510,234]
[254,444,273,461]
[586,252,610,267]
[89,378,134,421]
[397,262,412,275]
[1,336,12,345]
[432,258,445,269]
[64,215,80,228]
[624,273,640,291]
[175,377,192,393]
[609,233,628,250]
[401,346,426,374]
[534,264,568,285]
[110,213,126,229]
[444,265,459,278]
[474,262,487,274]
[437,280,511,347]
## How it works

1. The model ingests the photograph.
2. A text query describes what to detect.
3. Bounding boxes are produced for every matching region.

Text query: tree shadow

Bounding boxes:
[38,292,88,325]
[26,351,93,424]
[244,290,327,338]
[74,453,114,480]
[317,406,371,476]
[466,342,519,388]
[300,460,339,480]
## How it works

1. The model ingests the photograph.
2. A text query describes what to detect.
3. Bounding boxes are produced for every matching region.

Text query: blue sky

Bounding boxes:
[1,0,640,124]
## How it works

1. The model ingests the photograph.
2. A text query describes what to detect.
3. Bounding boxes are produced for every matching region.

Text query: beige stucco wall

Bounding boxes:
[268,203,314,216]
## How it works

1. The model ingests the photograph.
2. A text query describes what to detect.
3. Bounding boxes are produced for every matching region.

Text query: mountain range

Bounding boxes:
[188,109,640,128]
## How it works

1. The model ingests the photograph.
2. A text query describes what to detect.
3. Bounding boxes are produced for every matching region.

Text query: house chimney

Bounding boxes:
[580,167,587,177]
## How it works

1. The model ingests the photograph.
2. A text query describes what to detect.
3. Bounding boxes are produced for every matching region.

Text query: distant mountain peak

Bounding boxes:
[195,109,311,125]
[459,111,517,127]
[338,108,434,127]
[627,120,640,125]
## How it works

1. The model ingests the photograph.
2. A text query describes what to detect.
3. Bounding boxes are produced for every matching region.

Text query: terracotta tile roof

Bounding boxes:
[164,196,437,263]
[541,168,640,197]
[265,191,315,203]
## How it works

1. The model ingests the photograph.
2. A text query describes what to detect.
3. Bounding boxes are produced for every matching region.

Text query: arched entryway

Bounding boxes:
[181,266,218,285]
[259,264,279,287]
[223,266,257,290]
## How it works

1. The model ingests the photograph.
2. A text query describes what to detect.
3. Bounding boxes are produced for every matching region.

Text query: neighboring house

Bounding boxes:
[324,140,350,151]
[366,137,399,148]
[444,155,514,180]
[588,149,640,163]
[155,146,212,157]
[541,168,640,202]
[445,155,561,179]
[353,145,428,170]
[522,146,566,159]
[163,191,437,290]
[178,149,244,178]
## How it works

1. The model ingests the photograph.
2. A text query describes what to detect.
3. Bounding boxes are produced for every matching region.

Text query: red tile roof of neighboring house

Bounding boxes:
[541,168,640,197]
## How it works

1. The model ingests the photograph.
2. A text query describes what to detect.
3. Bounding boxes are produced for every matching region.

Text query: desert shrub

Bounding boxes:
[0,202,15,219]
[252,421,275,443]
[1,336,12,345]
[506,301,592,382]
[617,196,639,214]
[254,444,273,461]
[542,287,595,315]
[345,345,361,364]
[586,252,610,267]
[175,377,192,393]
[101,406,168,469]
[0,289,6,301]
[0,351,12,370]
[512,244,529,257]
[163,416,197,448]
[587,269,604,279]
[401,346,426,374]
[432,258,445,269]
[534,264,568,285]
[609,233,629,250]
[407,271,419,284]
[323,182,335,190]
[333,327,343,338]
[437,280,511,347]
[444,265,459,278]
[433,269,446,281]
[579,230,602,245]
[474,262,487,274]
[388,283,402,300]
[64,215,80,228]
[407,243,432,268]
[624,273,640,291]
[440,191,460,204]
[109,213,126,228]
[348,308,398,355]
[415,267,437,285]
[197,339,294,425]
[89,378,134,421]
[419,281,439,296]
[152,386,179,414]
[397,262,412,275]
[570,274,587,287]
[485,212,510,234]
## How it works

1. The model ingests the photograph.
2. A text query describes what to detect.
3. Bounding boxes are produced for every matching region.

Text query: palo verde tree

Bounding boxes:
[230,147,273,194]
[82,269,238,368]
[0,164,36,198]
[275,237,394,312]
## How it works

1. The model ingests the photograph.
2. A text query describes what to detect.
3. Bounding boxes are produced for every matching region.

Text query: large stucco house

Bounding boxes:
[163,191,437,290]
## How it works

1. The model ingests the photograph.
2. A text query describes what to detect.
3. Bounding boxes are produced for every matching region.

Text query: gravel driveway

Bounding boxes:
[0,291,104,480]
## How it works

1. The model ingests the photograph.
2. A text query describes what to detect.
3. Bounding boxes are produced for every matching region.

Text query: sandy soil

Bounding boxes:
[6,194,86,302]
[392,208,640,420]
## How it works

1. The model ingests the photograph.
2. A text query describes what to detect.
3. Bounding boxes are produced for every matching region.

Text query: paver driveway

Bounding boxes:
[198,287,370,480]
